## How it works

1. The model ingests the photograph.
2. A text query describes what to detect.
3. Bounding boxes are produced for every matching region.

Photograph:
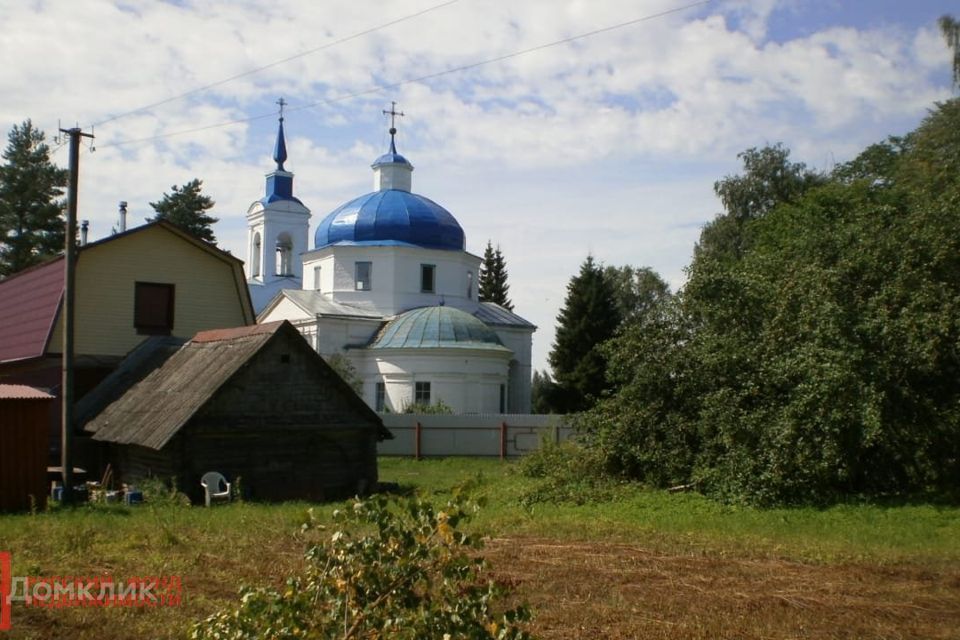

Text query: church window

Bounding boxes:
[415,381,431,405]
[314,266,322,291]
[375,382,386,412]
[499,384,506,413]
[420,264,435,293]
[251,232,261,277]
[134,282,175,336]
[276,233,293,276]
[467,270,473,299]
[355,262,372,291]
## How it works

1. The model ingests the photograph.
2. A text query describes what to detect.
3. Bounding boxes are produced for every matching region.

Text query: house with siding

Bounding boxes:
[0,220,256,457]
[81,321,389,502]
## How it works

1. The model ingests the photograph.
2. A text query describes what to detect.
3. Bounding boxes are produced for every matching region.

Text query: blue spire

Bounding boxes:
[273,119,287,171]
[273,97,288,171]
[262,98,302,205]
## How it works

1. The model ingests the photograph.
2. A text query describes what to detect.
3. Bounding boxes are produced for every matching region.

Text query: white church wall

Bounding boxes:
[353,349,510,414]
[303,245,481,316]
[492,326,534,413]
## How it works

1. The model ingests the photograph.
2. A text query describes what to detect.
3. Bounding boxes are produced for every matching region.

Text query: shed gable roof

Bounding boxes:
[85,320,386,449]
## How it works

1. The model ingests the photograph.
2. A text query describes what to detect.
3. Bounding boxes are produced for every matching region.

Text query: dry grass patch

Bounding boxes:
[485,537,960,639]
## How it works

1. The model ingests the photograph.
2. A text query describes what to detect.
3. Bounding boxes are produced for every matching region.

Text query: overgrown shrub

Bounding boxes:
[517,439,624,506]
[191,492,533,639]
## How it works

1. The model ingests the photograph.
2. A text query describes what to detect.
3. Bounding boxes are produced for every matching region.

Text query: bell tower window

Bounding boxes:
[276,232,293,276]
[251,232,261,277]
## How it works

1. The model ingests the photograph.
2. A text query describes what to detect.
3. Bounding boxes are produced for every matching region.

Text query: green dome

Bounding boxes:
[369,306,509,352]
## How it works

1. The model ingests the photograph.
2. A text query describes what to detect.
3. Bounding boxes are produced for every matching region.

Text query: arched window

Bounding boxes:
[467,270,473,299]
[276,232,293,276]
[251,232,261,277]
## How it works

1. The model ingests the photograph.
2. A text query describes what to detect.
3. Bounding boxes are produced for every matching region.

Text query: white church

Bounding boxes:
[246,108,535,414]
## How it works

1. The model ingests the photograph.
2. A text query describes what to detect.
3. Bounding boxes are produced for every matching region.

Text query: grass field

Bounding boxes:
[1,457,958,638]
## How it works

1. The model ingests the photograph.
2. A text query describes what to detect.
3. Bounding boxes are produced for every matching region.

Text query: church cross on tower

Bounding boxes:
[277,97,287,121]
[383,101,404,134]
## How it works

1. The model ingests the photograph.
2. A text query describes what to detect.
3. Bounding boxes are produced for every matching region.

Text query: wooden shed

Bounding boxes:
[81,321,390,503]
[0,385,53,511]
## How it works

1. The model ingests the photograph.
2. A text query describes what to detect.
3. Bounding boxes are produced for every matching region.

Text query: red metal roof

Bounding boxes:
[0,384,54,399]
[191,321,285,343]
[0,258,64,363]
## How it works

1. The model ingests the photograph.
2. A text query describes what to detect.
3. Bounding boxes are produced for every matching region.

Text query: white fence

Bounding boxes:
[378,414,574,458]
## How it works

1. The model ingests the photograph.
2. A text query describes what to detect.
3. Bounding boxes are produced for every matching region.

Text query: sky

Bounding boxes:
[1,0,956,374]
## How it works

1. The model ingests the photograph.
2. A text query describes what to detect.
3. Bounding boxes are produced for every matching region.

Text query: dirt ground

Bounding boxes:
[484,537,960,640]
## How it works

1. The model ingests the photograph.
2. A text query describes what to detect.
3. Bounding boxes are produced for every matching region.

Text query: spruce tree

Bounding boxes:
[148,178,218,243]
[478,240,513,310]
[0,120,68,277]
[548,255,621,412]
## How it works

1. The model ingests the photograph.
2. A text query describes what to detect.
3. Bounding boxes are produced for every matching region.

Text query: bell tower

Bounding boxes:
[246,98,310,285]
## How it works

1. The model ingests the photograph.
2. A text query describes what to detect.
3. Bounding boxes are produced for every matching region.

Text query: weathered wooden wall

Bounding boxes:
[104,330,381,503]
[0,396,52,511]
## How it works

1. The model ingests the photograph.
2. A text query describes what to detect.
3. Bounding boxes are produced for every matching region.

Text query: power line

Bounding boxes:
[90,0,461,128]
[98,0,710,149]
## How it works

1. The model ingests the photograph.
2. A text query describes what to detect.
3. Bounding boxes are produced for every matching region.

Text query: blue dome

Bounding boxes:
[373,151,411,166]
[314,190,465,251]
[369,306,509,352]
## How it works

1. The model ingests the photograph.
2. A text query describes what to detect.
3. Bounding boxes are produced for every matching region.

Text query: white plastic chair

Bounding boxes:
[200,471,231,507]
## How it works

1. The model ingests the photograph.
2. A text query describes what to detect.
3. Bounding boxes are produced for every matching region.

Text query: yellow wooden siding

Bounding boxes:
[48,226,250,357]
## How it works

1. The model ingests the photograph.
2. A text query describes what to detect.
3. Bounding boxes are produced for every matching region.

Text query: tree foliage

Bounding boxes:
[547,256,621,413]
[324,353,363,396]
[0,120,67,277]
[696,144,825,264]
[478,240,513,310]
[530,369,559,415]
[192,493,533,640]
[603,264,671,327]
[148,178,218,243]
[579,99,960,505]
[940,14,960,90]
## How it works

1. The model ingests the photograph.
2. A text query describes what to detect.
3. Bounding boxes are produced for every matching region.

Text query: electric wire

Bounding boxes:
[90,0,462,128]
[97,0,710,149]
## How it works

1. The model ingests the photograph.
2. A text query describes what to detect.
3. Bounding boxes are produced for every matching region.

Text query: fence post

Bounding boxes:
[414,421,422,460]
[499,421,507,460]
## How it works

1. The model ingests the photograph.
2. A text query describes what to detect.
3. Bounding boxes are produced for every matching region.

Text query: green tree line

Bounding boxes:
[578,98,960,505]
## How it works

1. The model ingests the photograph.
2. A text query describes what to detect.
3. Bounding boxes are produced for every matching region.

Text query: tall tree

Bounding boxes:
[603,265,671,327]
[696,144,825,264]
[548,255,621,413]
[148,178,218,243]
[940,14,960,90]
[478,240,513,310]
[0,120,67,277]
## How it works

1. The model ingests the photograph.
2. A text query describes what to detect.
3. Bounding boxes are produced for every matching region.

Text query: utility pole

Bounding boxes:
[59,126,93,504]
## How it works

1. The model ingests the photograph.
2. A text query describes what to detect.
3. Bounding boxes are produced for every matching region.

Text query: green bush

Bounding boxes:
[191,492,533,639]
[517,439,624,507]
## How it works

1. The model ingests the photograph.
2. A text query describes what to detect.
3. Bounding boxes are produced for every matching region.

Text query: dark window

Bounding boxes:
[420,264,435,293]
[467,270,473,299]
[375,382,386,412]
[499,384,506,413]
[415,381,431,405]
[134,282,175,336]
[355,262,372,291]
